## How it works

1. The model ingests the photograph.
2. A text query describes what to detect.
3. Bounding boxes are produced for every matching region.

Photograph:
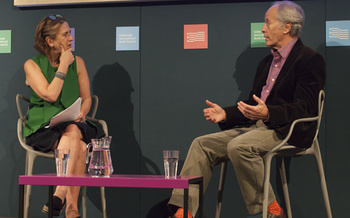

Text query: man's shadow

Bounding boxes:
[89,61,161,217]
[233,46,268,101]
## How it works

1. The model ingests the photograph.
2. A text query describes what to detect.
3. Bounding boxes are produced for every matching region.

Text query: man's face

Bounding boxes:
[261,6,285,50]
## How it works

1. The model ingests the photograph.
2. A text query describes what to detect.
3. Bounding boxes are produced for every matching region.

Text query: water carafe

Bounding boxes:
[86,136,113,177]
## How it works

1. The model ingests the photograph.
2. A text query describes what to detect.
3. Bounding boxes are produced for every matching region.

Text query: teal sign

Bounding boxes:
[0,30,11,53]
[251,23,266,48]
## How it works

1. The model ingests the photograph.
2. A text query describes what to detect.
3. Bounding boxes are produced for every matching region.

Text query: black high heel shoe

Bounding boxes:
[42,196,66,216]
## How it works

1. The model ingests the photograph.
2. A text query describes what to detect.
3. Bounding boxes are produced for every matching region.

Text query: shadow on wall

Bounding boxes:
[233,46,269,101]
[0,68,29,215]
[90,61,161,217]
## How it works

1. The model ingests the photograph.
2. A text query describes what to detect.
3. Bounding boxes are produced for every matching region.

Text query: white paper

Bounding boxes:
[47,97,81,128]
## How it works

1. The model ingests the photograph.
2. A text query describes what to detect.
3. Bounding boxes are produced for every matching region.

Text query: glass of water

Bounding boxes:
[54,149,70,177]
[163,150,179,179]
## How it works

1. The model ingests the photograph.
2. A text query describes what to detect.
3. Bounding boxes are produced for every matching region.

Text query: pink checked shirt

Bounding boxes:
[260,38,298,102]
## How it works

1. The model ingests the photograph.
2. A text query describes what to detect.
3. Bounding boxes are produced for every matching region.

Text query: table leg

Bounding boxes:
[48,186,53,218]
[184,188,188,218]
[19,185,24,218]
[198,178,203,218]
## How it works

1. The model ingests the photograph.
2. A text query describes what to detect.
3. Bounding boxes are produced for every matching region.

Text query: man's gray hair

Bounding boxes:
[273,1,305,38]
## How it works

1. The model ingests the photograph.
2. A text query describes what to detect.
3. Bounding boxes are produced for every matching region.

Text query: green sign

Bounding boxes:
[0,30,11,53]
[251,23,266,48]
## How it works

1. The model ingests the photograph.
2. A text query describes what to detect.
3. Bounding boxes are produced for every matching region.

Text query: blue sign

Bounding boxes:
[116,26,139,51]
[326,21,350,47]
[70,28,75,51]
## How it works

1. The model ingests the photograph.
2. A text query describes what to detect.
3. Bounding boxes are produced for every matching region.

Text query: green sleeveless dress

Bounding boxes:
[23,54,80,138]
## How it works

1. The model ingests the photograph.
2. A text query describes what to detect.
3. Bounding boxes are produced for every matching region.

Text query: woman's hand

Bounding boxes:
[59,45,74,71]
[75,112,86,124]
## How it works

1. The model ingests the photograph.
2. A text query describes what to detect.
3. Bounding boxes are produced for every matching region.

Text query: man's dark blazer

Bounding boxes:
[219,39,326,148]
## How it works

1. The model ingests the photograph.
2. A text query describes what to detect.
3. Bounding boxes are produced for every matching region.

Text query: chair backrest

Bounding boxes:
[90,95,98,119]
[16,94,100,124]
[16,93,55,158]
[313,90,325,143]
[16,94,103,154]
[270,90,325,152]
[16,94,30,124]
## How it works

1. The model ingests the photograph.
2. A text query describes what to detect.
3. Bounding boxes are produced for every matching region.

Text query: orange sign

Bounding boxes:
[184,24,208,49]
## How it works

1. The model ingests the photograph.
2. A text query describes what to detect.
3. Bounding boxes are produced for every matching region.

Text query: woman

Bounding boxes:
[23,14,96,218]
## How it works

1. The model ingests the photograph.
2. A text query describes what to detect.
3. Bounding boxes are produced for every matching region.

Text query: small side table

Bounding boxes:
[18,173,203,218]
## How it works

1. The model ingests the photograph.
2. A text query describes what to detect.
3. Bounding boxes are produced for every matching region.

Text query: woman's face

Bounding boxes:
[50,22,73,52]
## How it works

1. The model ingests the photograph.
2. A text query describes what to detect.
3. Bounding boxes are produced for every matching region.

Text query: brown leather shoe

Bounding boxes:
[267,208,286,218]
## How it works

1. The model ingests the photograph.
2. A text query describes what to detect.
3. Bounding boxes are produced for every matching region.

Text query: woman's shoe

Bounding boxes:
[42,196,66,216]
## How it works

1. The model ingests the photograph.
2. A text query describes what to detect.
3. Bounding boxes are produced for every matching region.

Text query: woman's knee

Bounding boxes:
[61,125,85,153]
[77,141,87,157]
[63,124,83,140]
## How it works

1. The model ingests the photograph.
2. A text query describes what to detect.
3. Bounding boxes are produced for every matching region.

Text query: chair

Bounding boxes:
[215,90,332,218]
[16,94,108,218]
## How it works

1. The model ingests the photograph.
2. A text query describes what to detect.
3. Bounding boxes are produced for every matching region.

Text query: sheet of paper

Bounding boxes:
[47,97,81,128]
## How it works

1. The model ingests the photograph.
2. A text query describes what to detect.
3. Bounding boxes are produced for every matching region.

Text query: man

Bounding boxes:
[168,1,326,218]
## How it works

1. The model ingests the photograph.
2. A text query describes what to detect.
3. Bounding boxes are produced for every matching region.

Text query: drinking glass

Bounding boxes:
[163,150,179,179]
[54,149,70,176]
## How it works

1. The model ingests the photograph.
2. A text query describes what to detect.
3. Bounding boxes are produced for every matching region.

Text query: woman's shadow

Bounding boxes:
[89,61,161,217]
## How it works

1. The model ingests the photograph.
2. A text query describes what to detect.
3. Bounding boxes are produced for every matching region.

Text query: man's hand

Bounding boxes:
[203,100,226,123]
[237,94,269,120]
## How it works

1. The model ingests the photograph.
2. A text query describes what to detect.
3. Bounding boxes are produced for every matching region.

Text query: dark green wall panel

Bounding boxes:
[1,0,347,217]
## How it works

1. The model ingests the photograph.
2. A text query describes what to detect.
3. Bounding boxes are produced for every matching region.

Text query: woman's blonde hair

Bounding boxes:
[33,15,66,55]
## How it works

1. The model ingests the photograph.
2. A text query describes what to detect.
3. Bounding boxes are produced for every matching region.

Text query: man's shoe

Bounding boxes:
[170,208,193,218]
[42,196,66,216]
[267,208,286,218]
